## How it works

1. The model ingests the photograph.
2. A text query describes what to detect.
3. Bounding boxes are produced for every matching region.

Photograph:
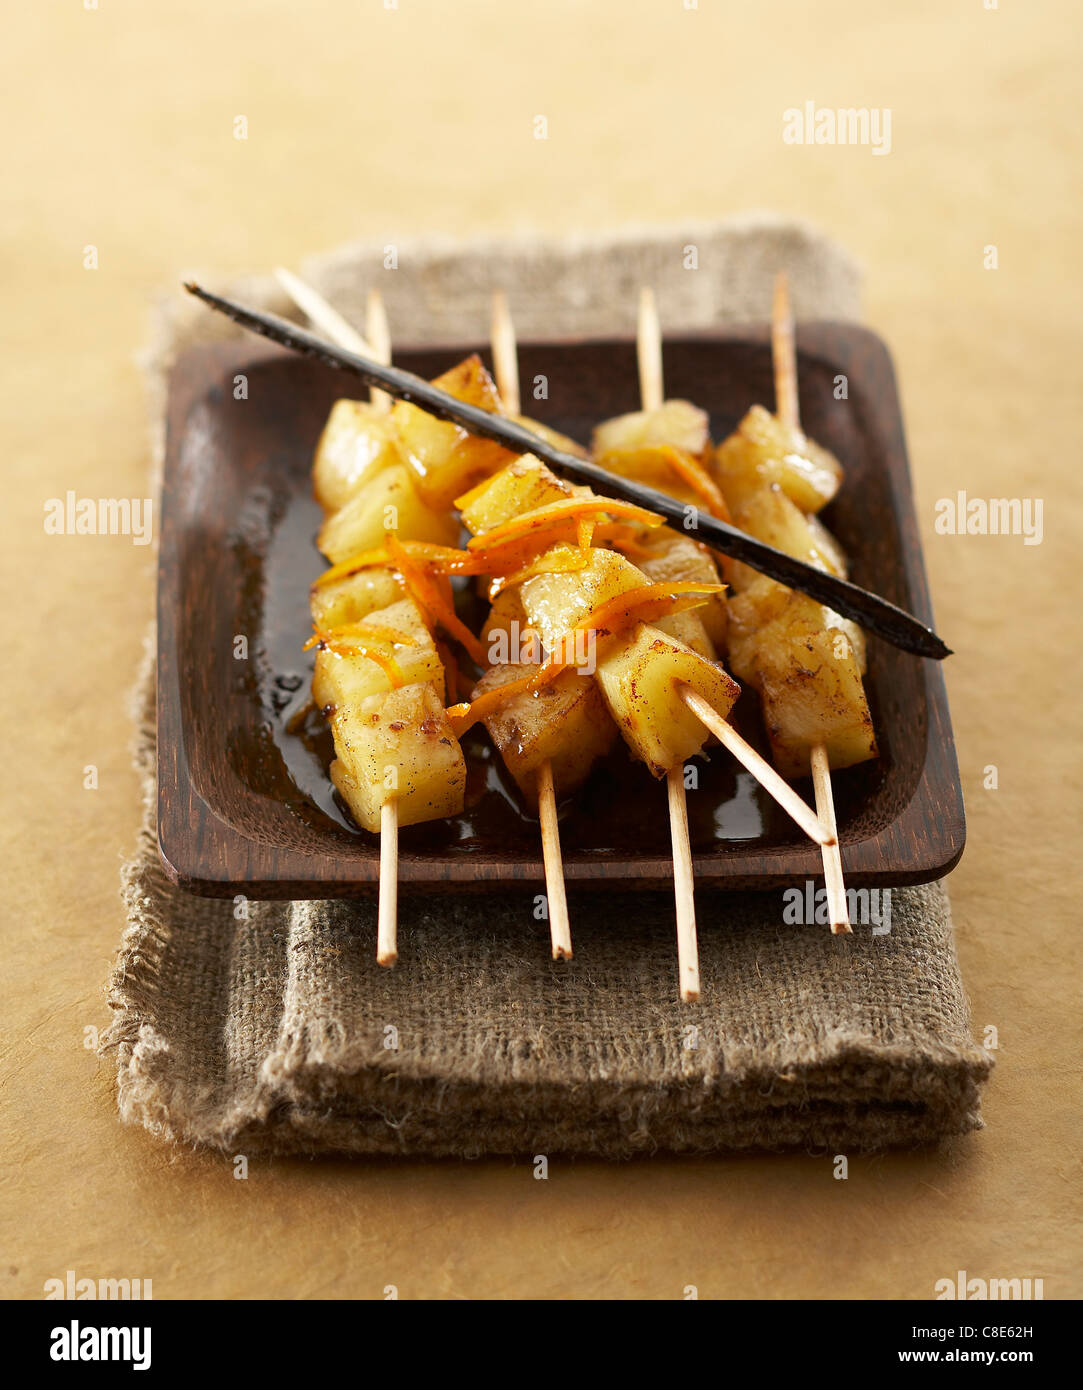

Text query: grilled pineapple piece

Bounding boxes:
[653,606,715,660]
[715,405,842,514]
[635,528,728,649]
[755,630,877,779]
[313,400,400,513]
[392,355,517,509]
[310,567,401,632]
[311,598,442,711]
[317,462,460,564]
[594,444,715,513]
[726,485,847,592]
[519,547,646,651]
[329,681,465,832]
[592,399,711,461]
[727,576,866,680]
[596,625,740,778]
[805,512,848,578]
[471,662,617,801]
[458,454,580,535]
[479,587,544,665]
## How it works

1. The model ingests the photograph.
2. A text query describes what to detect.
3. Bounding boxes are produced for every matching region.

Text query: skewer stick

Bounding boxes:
[536,762,572,961]
[366,289,392,415]
[667,764,700,1002]
[276,268,402,964]
[274,267,378,359]
[772,272,851,934]
[377,799,399,966]
[679,687,833,848]
[637,287,700,1000]
[490,291,521,417]
[491,291,572,960]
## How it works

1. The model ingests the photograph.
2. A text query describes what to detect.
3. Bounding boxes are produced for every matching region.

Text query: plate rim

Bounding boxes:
[157,323,965,898]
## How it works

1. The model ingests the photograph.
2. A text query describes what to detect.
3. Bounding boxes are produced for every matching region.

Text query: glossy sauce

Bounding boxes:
[258,481,882,858]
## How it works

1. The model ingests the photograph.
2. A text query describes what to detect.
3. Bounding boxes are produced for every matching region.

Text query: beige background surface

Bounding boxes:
[2,0,1080,1300]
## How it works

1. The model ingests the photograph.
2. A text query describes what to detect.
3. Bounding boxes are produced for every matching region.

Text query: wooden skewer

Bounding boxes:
[772,271,851,934]
[490,291,521,416]
[666,762,699,1003]
[637,288,700,1001]
[491,291,572,960]
[275,267,378,358]
[366,288,392,415]
[679,687,833,848]
[276,269,402,965]
[536,761,572,961]
[377,798,399,966]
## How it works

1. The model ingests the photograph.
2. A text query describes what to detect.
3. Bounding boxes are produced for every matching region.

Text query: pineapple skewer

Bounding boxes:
[276,270,406,967]
[365,288,400,964]
[636,288,700,1002]
[598,294,834,848]
[770,272,850,933]
[490,291,572,960]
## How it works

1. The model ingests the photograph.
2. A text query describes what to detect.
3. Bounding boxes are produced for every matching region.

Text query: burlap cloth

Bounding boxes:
[104,216,992,1156]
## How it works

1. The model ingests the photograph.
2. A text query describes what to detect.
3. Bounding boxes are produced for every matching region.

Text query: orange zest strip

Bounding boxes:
[594,446,732,523]
[311,545,392,589]
[447,658,568,738]
[446,581,724,735]
[488,540,597,596]
[657,446,732,522]
[466,497,663,552]
[304,627,406,688]
[605,524,657,560]
[313,540,486,590]
[336,621,418,646]
[385,533,487,666]
[453,472,506,511]
[572,581,722,643]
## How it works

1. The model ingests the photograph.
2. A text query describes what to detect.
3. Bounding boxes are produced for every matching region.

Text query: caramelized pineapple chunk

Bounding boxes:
[479,587,544,665]
[519,547,646,650]
[592,399,711,461]
[726,485,847,591]
[313,400,400,513]
[317,462,460,564]
[726,577,873,776]
[392,355,517,509]
[653,606,715,660]
[727,576,866,680]
[329,682,465,832]
[715,404,843,513]
[756,631,877,779]
[635,528,728,648]
[458,454,580,535]
[594,444,713,513]
[311,597,442,711]
[310,567,401,632]
[595,625,740,778]
[471,662,617,801]
[805,511,848,579]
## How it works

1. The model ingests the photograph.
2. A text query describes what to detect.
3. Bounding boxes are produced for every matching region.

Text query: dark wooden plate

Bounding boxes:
[157,326,964,897]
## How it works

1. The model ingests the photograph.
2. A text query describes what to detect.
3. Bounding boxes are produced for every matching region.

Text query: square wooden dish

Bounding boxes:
[157,325,964,898]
